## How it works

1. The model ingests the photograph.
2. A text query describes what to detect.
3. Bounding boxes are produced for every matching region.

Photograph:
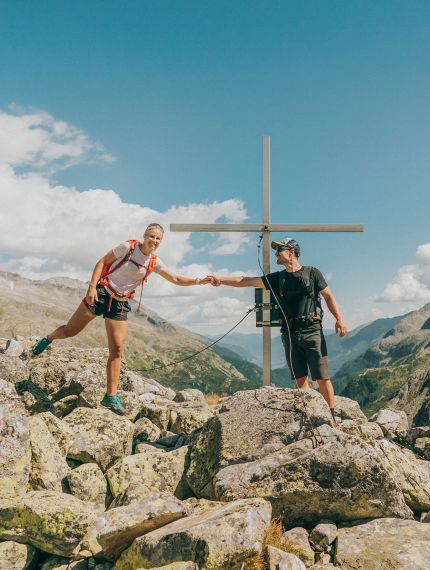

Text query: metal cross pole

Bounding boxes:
[170,135,363,386]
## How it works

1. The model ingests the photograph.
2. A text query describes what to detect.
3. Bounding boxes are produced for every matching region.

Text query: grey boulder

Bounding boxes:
[187,387,334,499]
[267,546,306,569]
[84,492,188,560]
[0,490,97,556]
[338,420,384,442]
[415,437,430,459]
[114,498,272,569]
[133,417,162,444]
[0,355,28,384]
[67,463,109,511]
[28,415,69,491]
[336,517,430,569]
[64,407,134,472]
[333,396,367,424]
[174,389,205,403]
[3,339,24,357]
[187,388,412,526]
[309,523,337,551]
[28,347,108,395]
[0,378,28,417]
[282,527,314,567]
[370,408,408,440]
[0,406,31,498]
[169,405,213,435]
[0,541,36,570]
[106,445,188,501]
[36,411,74,455]
[373,438,430,512]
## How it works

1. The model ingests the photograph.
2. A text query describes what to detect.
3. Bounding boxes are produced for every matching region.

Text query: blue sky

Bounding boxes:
[1,0,430,333]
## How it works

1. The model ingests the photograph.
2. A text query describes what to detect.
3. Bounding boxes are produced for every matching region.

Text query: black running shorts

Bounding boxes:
[83,285,131,321]
[281,327,330,381]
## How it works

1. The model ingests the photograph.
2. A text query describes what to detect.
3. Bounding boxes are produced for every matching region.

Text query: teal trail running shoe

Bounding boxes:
[100,394,126,416]
[32,336,51,356]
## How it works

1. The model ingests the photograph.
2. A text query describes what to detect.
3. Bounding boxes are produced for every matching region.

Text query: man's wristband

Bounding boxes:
[195,278,201,285]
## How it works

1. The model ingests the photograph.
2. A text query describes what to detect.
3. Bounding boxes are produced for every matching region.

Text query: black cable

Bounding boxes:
[135,306,255,373]
[257,235,324,446]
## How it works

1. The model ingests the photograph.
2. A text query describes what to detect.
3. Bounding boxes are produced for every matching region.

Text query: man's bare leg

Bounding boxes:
[316,378,336,421]
[295,375,310,389]
[316,378,334,408]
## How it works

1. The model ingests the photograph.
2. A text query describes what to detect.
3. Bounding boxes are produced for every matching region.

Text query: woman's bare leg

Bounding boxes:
[48,302,96,341]
[104,318,128,396]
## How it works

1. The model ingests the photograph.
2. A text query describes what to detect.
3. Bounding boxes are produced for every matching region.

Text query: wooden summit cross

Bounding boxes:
[171,136,363,386]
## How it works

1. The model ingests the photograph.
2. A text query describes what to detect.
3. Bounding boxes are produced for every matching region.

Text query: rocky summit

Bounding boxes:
[2,338,430,569]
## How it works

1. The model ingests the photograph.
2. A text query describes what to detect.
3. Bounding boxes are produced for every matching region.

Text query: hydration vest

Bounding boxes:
[98,240,157,313]
[277,266,323,329]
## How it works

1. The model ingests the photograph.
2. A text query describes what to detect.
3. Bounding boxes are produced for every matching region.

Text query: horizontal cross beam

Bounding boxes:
[170,223,363,233]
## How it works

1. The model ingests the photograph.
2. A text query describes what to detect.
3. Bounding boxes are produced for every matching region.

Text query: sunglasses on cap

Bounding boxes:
[275,245,291,254]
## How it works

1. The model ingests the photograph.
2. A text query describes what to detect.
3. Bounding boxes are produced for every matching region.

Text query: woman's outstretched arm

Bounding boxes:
[158,269,214,286]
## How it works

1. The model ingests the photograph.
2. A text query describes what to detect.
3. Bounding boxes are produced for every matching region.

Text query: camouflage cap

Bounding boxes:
[271,238,300,257]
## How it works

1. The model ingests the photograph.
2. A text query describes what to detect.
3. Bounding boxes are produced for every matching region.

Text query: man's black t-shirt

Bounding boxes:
[262,266,327,332]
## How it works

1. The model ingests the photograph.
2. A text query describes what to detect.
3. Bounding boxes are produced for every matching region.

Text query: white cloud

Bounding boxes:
[417,243,430,264]
[0,162,249,278]
[0,106,114,172]
[376,244,430,302]
[0,255,87,282]
[151,295,251,326]
[212,232,250,255]
[0,107,255,332]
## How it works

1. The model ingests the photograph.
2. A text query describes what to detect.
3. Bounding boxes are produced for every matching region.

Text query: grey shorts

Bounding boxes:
[281,327,330,381]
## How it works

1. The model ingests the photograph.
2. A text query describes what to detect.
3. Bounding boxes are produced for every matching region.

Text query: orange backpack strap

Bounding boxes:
[148,253,157,274]
[99,240,140,285]
[137,254,157,313]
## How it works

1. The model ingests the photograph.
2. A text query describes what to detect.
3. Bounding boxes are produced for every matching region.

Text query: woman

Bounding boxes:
[32,223,212,415]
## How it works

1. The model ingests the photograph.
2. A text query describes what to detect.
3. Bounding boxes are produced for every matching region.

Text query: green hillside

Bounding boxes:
[337,304,430,421]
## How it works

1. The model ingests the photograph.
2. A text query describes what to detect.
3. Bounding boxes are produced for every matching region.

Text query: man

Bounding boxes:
[209,238,347,421]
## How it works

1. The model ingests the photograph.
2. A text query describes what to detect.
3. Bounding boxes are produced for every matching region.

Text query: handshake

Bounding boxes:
[196,275,222,286]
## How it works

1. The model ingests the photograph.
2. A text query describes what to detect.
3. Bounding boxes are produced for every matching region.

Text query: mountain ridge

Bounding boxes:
[338,303,430,423]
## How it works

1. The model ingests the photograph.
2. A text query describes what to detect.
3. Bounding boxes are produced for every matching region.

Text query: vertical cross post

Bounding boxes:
[170,136,363,387]
[262,136,271,386]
